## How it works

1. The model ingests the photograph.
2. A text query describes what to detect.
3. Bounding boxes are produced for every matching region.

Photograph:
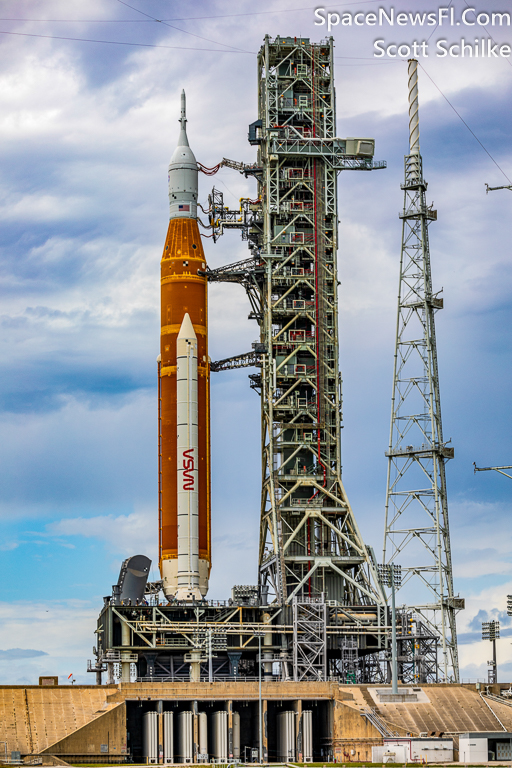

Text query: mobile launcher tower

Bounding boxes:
[90,37,448,690]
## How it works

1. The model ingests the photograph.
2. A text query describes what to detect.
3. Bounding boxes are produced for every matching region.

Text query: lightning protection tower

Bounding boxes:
[382,59,462,682]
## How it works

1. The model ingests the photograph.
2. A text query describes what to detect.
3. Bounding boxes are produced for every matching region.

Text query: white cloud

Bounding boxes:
[455,579,512,680]
[48,510,156,560]
[0,599,97,684]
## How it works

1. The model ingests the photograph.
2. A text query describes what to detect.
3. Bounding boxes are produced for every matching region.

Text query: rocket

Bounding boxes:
[158,91,210,601]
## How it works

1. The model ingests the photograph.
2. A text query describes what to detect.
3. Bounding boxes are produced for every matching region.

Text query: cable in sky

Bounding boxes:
[0,28,254,53]
[115,0,252,54]
[0,1,382,24]
[462,0,512,70]
[419,62,512,185]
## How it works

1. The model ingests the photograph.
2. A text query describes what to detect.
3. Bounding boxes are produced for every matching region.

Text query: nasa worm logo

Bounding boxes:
[182,449,195,490]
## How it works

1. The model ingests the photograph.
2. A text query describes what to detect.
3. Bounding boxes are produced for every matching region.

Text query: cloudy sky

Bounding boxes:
[0,0,511,685]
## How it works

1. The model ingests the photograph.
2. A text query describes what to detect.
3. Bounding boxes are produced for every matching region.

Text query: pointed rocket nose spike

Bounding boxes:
[177,89,189,148]
[178,312,197,341]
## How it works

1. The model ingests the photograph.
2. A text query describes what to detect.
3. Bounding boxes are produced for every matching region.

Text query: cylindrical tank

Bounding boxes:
[178,710,193,763]
[120,620,131,683]
[198,711,208,761]
[232,711,240,760]
[159,93,210,601]
[303,710,313,762]
[263,611,273,680]
[278,711,296,762]
[143,711,158,764]
[163,711,174,764]
[211,711,228,762]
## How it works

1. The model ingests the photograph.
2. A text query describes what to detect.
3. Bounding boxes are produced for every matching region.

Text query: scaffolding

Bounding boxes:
[245,35,385,608]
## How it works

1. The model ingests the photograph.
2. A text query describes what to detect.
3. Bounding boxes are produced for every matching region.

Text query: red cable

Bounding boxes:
[197,162,221,176]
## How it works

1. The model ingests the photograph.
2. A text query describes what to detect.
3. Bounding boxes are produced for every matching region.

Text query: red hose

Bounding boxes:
[197,162,221,176]
[312,49,327,493]
[307,49,328,597]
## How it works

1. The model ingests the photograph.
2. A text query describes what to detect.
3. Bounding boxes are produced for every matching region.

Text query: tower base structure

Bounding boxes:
[4,679,512,763]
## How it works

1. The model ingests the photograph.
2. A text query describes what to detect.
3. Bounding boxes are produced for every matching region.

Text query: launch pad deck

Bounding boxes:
[94,599,388,684]
[92,596,439,686]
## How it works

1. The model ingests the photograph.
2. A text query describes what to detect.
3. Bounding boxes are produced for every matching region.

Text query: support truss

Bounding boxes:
[293,596,327,681]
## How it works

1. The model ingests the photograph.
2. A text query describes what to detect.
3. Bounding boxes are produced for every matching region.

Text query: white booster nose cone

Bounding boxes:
[168,90,198,220]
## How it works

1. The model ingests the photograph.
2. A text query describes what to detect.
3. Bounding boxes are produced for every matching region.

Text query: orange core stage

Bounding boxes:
[158,217,210,597]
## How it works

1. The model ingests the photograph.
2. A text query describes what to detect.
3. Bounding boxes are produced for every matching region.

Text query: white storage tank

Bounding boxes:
[278,710,296,762]
[211,710,228,761]
[198,711,208,762]
[233,712,240,760]
[178,710,193,763]
[143,711,158,764]
[303,710,313,762]
[163,711,173,764]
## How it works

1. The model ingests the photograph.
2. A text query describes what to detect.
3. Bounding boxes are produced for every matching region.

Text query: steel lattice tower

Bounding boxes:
[383,60,462,682]
[207,35,389,681]
[253,36,386,607]
[208,36,387,609]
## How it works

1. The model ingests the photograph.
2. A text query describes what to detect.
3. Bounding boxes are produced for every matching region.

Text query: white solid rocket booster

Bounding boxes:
[175,313,202,601]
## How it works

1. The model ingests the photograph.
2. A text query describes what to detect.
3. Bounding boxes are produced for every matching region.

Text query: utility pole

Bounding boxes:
[383,59,461,683]
[482,620,500,684]
[378,563,402,694]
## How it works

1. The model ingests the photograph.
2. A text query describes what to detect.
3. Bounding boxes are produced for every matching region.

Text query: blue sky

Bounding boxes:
[0,0,511,684]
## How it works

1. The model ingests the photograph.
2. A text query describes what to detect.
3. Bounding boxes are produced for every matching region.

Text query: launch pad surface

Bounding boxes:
[2,682,512,764]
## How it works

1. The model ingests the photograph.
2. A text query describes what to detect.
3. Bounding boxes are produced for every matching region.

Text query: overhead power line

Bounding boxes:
[0,0,382,24]
[0,22,509,185]
[0,28,253,53]
[419,62,512,185]
[115,0,252,53]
